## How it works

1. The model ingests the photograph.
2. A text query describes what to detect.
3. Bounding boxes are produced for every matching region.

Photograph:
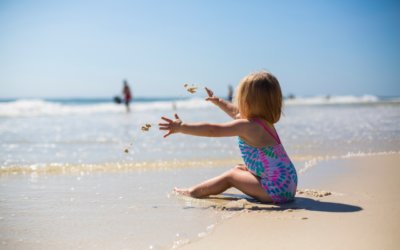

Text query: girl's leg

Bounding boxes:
[175,164,272,203]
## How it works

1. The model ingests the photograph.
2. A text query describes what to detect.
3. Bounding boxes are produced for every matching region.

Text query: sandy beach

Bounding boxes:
[180,153,400,250]
[1,153,399,249]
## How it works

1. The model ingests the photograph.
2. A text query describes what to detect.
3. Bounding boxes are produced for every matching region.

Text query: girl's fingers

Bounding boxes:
[206,97,217,102]
[160,114,179,138]
[161,117,172,122]
[205,87,213,97]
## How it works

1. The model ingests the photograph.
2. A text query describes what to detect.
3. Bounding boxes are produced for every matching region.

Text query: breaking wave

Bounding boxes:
[0,95,393,117]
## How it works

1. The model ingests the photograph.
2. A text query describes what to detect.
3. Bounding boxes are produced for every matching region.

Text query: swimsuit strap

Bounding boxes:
[253,118,281,144]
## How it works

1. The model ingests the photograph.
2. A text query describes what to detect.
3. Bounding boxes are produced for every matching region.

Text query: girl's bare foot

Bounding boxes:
[173,187,192,196]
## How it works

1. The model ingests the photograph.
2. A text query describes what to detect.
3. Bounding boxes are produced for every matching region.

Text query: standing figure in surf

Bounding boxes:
[122,80,132,112]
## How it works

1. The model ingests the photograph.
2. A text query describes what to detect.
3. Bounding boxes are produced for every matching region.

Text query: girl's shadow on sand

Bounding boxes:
[283,196,362,213]
[202,193,362,213]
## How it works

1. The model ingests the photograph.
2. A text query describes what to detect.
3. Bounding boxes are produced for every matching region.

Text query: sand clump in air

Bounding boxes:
[183,83,198,94]
[124,123,152,153]
[123,124,152,153]
[141,123,152,132]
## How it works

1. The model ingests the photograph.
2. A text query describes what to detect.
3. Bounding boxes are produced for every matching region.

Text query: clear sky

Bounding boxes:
[0,0,399,98]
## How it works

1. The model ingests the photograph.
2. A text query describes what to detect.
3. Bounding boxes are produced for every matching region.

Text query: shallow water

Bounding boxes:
[0,166,234,250]
[1,100,399,169]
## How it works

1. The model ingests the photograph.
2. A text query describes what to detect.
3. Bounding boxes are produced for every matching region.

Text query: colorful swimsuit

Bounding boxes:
[238,119,298,203]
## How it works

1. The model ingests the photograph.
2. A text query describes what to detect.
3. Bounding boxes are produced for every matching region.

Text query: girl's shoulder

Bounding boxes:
[238,118,278,147]
[234,117,271,128]
[231,118,259,129]
[233,118,266,137]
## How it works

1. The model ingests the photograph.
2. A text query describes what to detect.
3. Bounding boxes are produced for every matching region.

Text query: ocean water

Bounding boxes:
[0,96,399,249]
[0,96,399,169]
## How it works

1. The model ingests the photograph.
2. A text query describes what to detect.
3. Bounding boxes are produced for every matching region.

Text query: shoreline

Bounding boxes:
[2,151,398,176]
[179,153,400,250]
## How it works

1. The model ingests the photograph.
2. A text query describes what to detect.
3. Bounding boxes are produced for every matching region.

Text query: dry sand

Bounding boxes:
[179,154,400,250]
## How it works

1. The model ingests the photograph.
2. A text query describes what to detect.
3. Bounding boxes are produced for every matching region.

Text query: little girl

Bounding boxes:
[158,71,297,203]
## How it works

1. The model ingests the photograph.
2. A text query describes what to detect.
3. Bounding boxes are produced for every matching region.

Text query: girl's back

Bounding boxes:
[238,118,297,203]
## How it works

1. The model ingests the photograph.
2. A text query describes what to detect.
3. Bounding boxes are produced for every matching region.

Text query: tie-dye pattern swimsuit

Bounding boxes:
[238,119,298,203]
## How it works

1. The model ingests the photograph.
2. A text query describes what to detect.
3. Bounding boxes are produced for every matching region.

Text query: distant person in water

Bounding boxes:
[227,85,234,102]
[122,80,132,112]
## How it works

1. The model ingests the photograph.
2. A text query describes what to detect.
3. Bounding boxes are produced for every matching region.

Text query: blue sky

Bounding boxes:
[0,0,399,98]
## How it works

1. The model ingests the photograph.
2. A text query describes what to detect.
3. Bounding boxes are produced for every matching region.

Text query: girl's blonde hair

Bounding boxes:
[235,71,282,124]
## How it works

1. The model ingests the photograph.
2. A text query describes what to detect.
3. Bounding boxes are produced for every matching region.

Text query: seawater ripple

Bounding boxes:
[1,151,398,176]
[299,151,400,174]
[0,159,240,176]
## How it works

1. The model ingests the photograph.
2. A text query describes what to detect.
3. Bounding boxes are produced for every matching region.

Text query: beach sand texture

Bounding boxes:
[1,154,399,250]
[180,154,400,250]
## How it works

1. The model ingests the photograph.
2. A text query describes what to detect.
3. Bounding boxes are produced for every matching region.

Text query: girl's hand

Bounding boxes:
[158,114,182,138]
[205,87,220,105]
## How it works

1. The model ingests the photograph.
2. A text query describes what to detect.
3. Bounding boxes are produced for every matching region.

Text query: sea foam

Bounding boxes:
[285,95,379,105]
[0,95,386,117]
[0,98,214,117]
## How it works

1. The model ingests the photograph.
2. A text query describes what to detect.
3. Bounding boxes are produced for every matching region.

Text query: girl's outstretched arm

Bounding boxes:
[205,88,240,119]
[159,114,248,138]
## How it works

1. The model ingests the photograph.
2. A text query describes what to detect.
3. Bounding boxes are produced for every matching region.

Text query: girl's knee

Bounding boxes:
[226,167,244,184]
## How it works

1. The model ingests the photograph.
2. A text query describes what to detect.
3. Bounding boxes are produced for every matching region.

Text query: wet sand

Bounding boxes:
[0,166,230,250]
[179,153,400,250]
[1,154,399,249]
